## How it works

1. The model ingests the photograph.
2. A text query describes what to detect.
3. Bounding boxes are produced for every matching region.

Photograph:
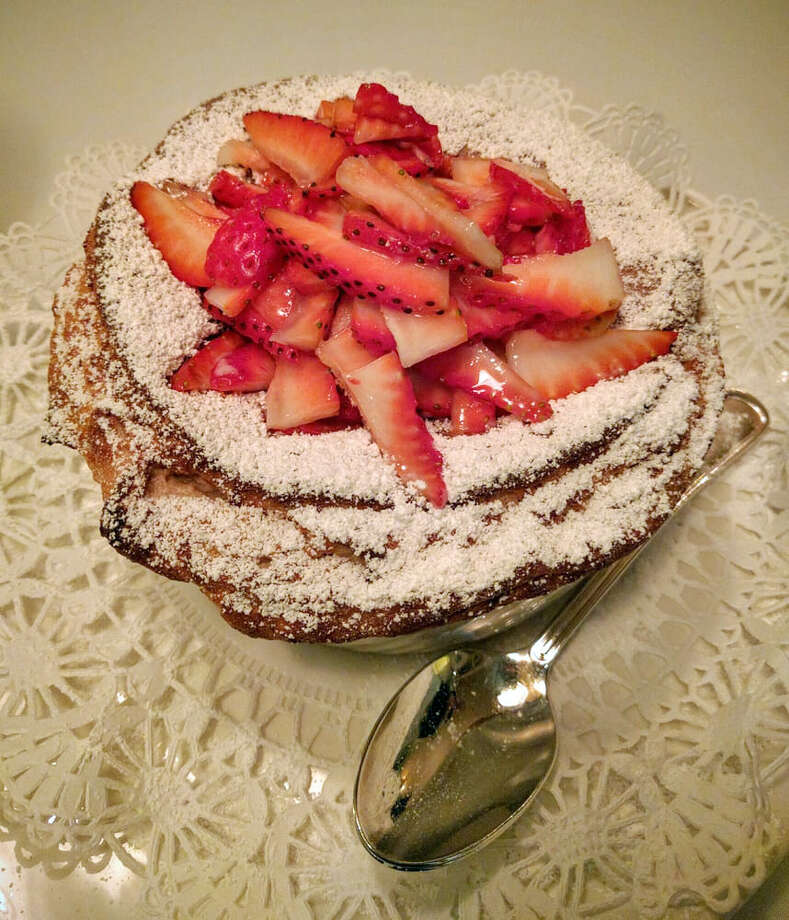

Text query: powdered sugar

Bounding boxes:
[49,74,725,639]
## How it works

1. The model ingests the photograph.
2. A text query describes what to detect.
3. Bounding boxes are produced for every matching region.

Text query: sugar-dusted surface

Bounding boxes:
[48,74,726,639]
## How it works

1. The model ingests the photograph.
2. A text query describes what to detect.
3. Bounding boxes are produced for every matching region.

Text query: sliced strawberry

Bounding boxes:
[336,156,453,245]
[408,369,452,418]
[160,180,229,221]
[217,139,275,173]
[315,96,357,134]
[269,288,337,352]
[204,199,284,287]
[300,179,344,201]
[329,294,355,335]
[346,142,431,176]
[352,83,440,146]
[449,156,492,186]
[265,353,340,429]
[209,170,272,209]
[342,212,481,273]
[130,181,224,288]
[505,328,677,400]
[499,228,537,258]
[532,310,617,341]
[371,157,503,271]
[450,390,496,435]
[452,287,525,339]
[534,200,591,255]
[243,111,347,187]
[210,342,276,392]
[316,326,378,378]
[302,196,347,230]
[455,239,625,320]
[351,299,396,354]
[263,208,450,314]
[281,257,334,295]
[427,177,512,236]
[170,330,244,391]
[204,282,258,318]
[491,160,572,217]
[344,351,447,506]
[416,341,551,423]
[382,306,468,367]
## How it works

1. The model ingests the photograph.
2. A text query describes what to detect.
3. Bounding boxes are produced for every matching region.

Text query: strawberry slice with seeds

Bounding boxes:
[205,199,284,287]
[210,342,276,392]
[381,305,468,367]
[243,111,347,187]
[170,330,244,391]
[269,288,337,352]
[450,390,496,436]
[204,282,259,318]
[209,170,274,209]
[371,156,503,271]
[346,142,431,176]
[505,328,677,400]
[534,200,591,255]
[265,353,340,429]
[344,351,447,507]
[352,83,440,146]
[342,212,482,273]
[131,181,225,288]
[408,369,453,418]
[456,239,625,320]
[417,341,551,423]
[336,156,453,246]
[452,287,525,339]
[316,326,379,379]
[427,176,512,236]
[491,160,572,219]
[263,207,450,314]
[351,299,397,354]
[532,310,617,341]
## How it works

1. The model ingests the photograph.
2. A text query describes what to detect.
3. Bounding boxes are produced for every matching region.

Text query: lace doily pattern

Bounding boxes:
[0,73,787,919]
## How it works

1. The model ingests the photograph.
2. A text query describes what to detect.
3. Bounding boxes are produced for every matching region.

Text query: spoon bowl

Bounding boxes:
[354,392,769,870]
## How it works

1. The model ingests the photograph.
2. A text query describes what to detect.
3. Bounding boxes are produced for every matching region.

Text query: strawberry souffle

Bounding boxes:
[46,74,724,643]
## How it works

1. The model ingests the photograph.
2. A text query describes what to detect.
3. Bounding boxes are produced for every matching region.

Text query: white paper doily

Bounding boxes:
[0,72,787,919]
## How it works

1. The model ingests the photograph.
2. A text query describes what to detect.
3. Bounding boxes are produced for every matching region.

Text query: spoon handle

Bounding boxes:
[529,391,769,668]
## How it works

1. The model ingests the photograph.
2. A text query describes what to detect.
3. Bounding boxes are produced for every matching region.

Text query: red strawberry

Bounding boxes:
[315,96,357,134]
[452,287,525,339]
[381,305,468,367]
[417,341,551,423]
[209,170,271,209]
[455,239,625,320]
[210,342,276,392]
[204,199,284,287]
[532,310,617,341]
[281,257,335,295]
[449,156,492,186]
[316,326,378,378]
[371,157,503,271]
[426,176,512,236]
[269,289,337,352]
[342,212,482,274]
[499,229,537,258]
[491,160,572,216]
[344,351,447,507]
[262,207,450,314]
[408,369,453,418]
[534,200,591,255]
[243,111,347,187]
[217,139,276,173]
[336,155,453,246]
[352,83,439,146]
[351,299,396,354]
[450,390,496,435]
[170,330,244,391]
[130,181,224,288]
[265,354,340,429]
[204,282,258,318]
[505,328,677,400]
[160,180,229,220]
[346,142,430,176]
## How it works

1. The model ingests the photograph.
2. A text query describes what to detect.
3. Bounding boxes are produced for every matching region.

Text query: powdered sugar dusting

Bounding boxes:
[49,74,726,639]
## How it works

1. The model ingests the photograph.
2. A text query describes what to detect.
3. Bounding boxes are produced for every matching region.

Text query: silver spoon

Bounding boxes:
[354,391,769,871]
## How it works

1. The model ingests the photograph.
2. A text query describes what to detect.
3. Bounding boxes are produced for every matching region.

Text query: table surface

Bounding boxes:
[1,2,787,918]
